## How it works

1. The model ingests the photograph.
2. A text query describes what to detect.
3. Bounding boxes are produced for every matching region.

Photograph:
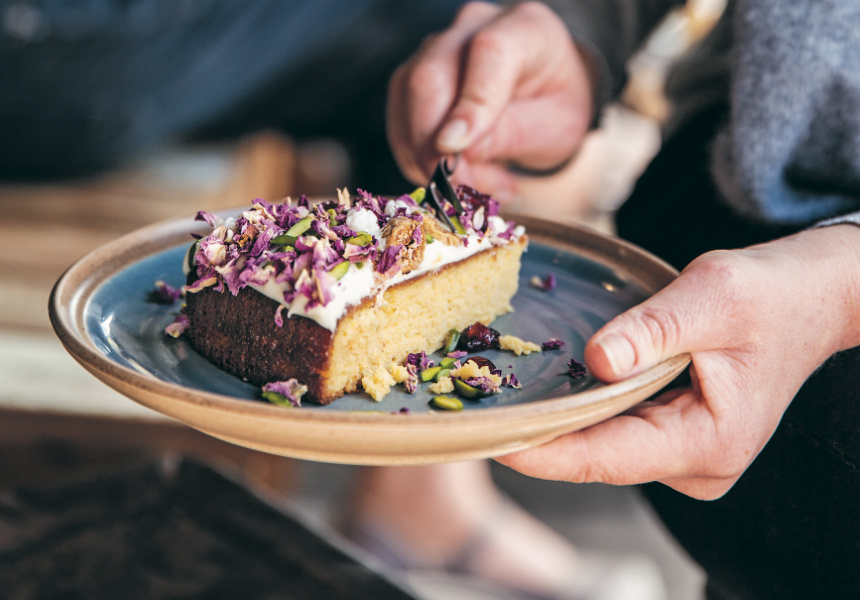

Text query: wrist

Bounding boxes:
[788,225,860,353]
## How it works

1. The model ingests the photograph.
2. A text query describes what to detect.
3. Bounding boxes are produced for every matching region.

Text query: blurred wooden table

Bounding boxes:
[0,132,303,492]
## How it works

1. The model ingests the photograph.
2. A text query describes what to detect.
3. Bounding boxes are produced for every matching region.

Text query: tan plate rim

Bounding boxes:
[49,210,691,464]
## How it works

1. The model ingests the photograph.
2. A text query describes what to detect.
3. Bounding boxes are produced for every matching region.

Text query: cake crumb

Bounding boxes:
[499,334,542,355]
[429,376,454,394]
[362,366,396,402]
[450,362,503,387]
[389,363,410,384]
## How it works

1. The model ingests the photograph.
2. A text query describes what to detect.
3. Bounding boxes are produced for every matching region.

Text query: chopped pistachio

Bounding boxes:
[451,215,466,235]
[435,368,451,382]
[443,329,460,354]
[329,261,350,280]
[440,356,456,369]
[420,365,443,382]
[284,215,314,237]
[453,378,481,399]
[272,233,297,247]
[430,395,463,411]
[346,232,373,246]
[262,391,294,407]
[410,187,426,203]
[185,241,198,272]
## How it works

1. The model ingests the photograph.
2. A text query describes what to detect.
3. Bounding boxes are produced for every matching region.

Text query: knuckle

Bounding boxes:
[687,250,763,321]
[455,1,498,25]
[631,305,684,356]
[688,250,752,297]
[469,27,506,61]
[405,60,445,97]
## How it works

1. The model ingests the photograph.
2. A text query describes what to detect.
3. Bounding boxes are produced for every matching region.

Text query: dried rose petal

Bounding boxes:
[164,313,189,338]
[542,338,565,351]
[461,375,501,395]
[185,188,524,330]
[195,210,222,227]
[149,280,182,304]
[502,373,522,389]
[274,305,286,328]
[403,363,419,394]
[262,379,307,407]
[567,358,587,379]
[405,352,434,371]
[530,273,556,291]
[376,244,403,278]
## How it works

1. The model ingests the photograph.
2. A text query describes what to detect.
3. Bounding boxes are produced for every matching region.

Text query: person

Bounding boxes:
[0,0,467,191]
[2,3,663,599]
[342,461,665,600]
[386,1,860,599]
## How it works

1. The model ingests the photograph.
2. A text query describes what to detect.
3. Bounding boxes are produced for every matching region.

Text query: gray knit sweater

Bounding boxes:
[538,0,860,228]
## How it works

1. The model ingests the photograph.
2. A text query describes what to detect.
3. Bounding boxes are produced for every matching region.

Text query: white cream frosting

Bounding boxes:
[251,209,524,331]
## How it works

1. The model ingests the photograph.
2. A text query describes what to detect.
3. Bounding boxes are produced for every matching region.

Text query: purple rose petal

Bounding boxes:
[262,379,306,407]
[542,338,565,351]
[149,281,182,304]
[531,273,557,291]
[567,358,587,379]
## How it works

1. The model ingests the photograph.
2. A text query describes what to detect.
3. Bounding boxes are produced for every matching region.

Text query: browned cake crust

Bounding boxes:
[183,275,337,402]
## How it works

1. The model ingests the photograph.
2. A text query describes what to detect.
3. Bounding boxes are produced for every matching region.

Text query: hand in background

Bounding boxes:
[498,225,860,500]
[387,1,595,200]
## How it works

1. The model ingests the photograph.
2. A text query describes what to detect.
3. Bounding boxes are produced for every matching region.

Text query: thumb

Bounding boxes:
[435,35,521,154]
[585,258,735,382]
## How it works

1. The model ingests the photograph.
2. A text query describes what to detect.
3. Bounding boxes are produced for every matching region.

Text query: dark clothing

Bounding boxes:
[0,0,467,190]
[550,0,860,228]
[548,1,860,598]
[618,100,860,600]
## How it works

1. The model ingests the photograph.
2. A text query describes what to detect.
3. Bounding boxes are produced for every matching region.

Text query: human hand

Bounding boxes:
[387,1,595,200]
[497,225,860,499]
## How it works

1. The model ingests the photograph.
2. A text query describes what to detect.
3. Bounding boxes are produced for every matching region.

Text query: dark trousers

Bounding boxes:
[0,0,467,191]
[617,105,860,600]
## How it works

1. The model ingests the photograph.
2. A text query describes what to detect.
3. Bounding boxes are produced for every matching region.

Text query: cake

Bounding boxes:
[181,186,527,404]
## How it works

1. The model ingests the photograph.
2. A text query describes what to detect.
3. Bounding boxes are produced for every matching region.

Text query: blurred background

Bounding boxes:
[0,1,726,598]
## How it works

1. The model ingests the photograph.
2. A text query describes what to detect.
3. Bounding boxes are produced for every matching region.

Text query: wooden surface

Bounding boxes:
[0,131,300,491]
[1,131,296,333]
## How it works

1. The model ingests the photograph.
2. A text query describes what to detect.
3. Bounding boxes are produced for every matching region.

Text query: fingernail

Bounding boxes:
[596,334,636,377]
[438,119,470,152]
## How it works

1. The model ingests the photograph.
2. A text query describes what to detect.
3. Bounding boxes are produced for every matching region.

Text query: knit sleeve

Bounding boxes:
[711,0,860,226]
[814,212,860,230]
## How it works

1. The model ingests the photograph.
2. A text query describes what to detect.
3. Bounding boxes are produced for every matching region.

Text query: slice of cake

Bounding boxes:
[182,186,527,404]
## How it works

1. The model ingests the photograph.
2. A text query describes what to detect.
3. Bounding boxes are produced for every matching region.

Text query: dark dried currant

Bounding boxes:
[457,322,501,352]
[465,356,496,371]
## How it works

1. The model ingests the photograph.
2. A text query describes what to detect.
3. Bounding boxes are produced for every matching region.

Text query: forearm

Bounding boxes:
[718,224,860,376]
[794,224,860,355]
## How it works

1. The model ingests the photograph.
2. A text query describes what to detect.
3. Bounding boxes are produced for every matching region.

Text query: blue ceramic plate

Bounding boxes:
[50,212,689,464]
